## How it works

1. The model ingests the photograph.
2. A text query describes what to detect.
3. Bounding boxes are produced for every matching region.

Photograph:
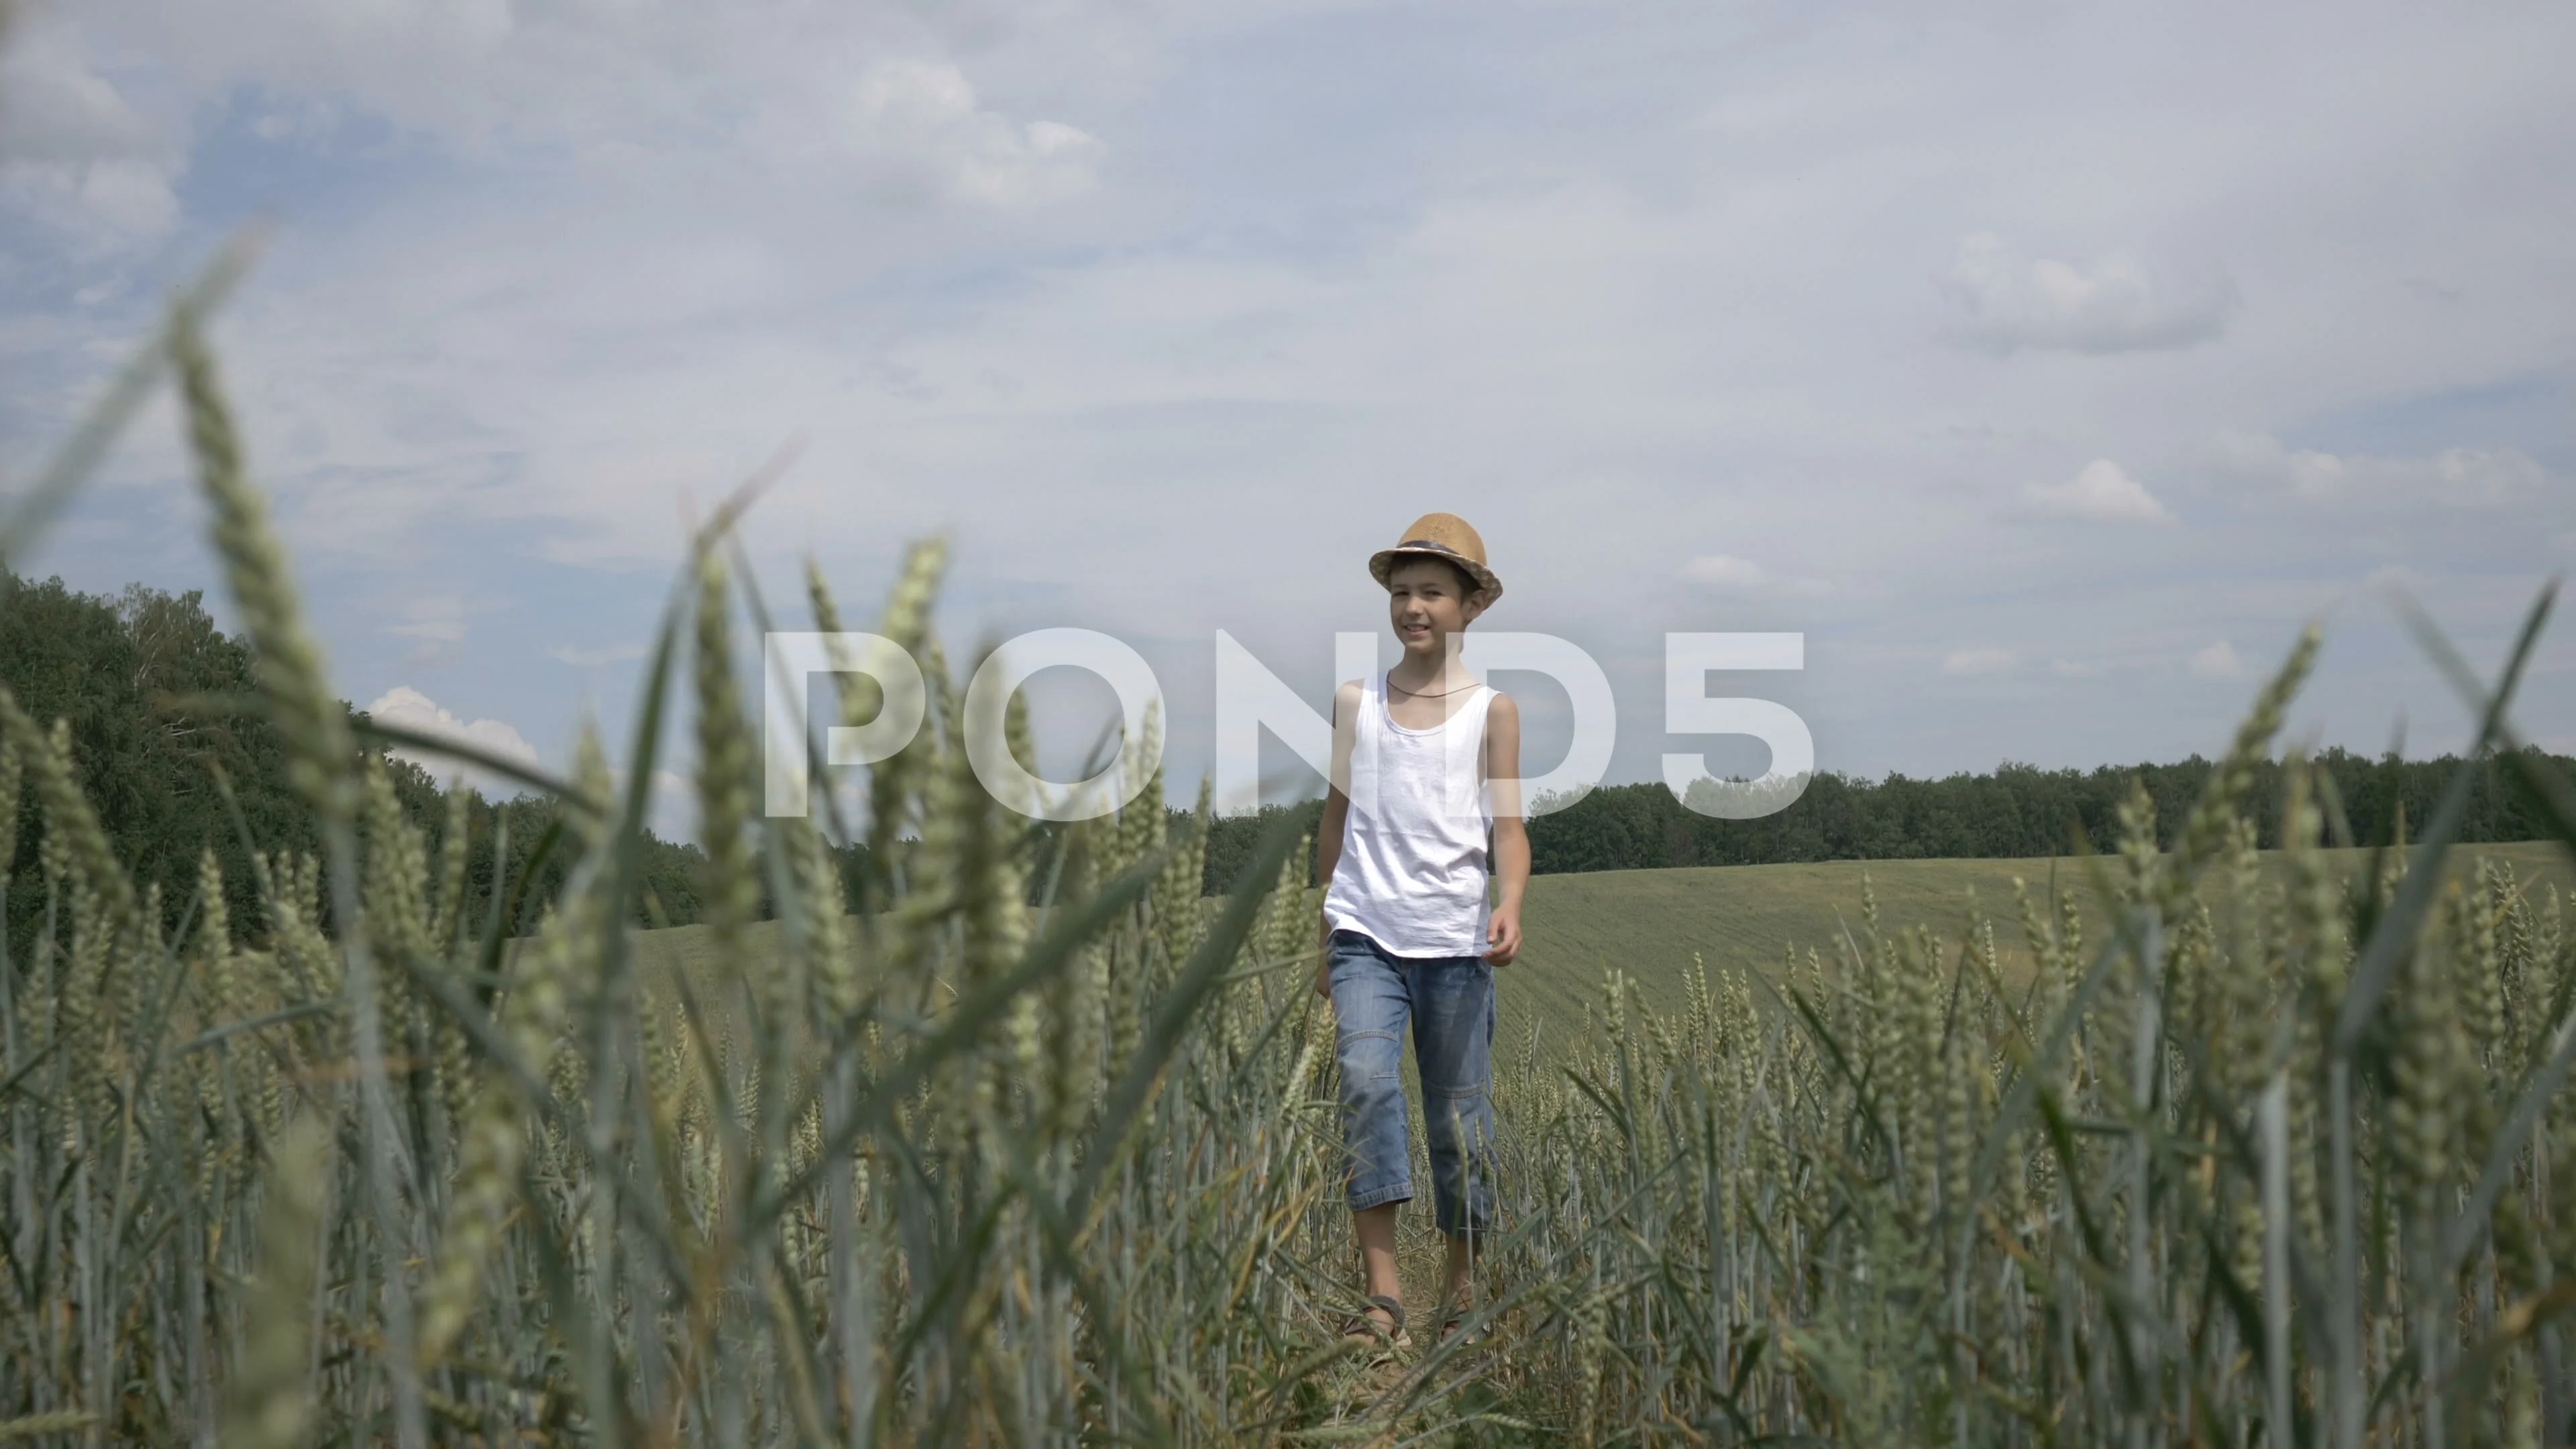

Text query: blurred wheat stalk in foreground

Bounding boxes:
[1,280,2573,1448]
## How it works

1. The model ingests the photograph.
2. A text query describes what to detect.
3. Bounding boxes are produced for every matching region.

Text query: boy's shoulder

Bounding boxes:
[1329,677,1366,733]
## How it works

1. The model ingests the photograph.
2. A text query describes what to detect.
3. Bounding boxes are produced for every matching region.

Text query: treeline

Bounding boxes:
[1197,747,2574,892]
[0,570,759,945]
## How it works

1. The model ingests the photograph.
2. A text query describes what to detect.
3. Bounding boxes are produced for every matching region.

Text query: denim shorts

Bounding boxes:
[1326,928,1497,1239]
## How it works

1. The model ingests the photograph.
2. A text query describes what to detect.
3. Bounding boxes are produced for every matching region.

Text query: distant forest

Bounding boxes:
[5,569,2564,937]
[0,570,743,944]
[1197,745,2573,894]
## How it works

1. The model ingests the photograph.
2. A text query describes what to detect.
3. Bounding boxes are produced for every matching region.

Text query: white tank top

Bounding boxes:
[1322,669,1496,958]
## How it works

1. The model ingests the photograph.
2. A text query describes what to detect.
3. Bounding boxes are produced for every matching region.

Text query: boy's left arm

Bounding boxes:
[1484,692,1527,966]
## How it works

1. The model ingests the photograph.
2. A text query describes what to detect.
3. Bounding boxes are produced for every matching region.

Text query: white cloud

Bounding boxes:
[2187,640,2245,680]
[0,21,180,243]
[2049,658,2101,678]
[2020,460,2173,523]
[55,3,1102,216]
[364,686,541,785]
[1943,647,2016,676]
[2216,432,2550,508]
[0,28,154,162]
[1937,233,2236,355]
[830,60,1104,208]
[6,158,179,241]
[1681,554,1831,596]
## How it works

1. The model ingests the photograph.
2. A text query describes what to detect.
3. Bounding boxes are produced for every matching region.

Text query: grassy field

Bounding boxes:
[1507,840,2571,1026]
[636,839,2574,1050]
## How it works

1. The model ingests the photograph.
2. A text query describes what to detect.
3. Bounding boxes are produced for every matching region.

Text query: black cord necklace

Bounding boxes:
[1386,675,1480,698]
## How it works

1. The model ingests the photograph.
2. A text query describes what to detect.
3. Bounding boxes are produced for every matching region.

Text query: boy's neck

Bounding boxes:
[1388,639,1477,692]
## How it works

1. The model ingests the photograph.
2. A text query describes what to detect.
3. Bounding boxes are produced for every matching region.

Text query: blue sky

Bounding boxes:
[1,0,2570,828]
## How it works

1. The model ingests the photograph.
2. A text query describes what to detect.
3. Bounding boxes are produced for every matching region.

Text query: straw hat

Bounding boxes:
[1368,513,1502,603]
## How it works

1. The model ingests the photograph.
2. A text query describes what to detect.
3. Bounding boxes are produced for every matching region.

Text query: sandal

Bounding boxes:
[1339,1294,1411,1354]
[1438,1305,1487,1346]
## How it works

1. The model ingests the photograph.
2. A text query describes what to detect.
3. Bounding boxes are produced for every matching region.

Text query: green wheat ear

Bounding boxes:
[415,835,601,1368]
[0,690,136,931]
[0,731,20,879]
[863,537,948,884]
[2161,623,2324,915]
[790,814,857,1022]
[168,303,355,826]
[693,547,760,957]
[222,1113,328,1449]
[806,557,886,732]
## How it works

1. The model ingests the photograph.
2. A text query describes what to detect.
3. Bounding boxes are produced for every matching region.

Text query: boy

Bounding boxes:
[1313,511,1527,1350]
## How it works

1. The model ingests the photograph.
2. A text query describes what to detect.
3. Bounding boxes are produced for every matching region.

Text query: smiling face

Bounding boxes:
[1385,555,1490,660]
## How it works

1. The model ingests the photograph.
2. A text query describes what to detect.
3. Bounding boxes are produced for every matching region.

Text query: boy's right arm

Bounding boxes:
[1314,788,1348,997]
[1314,680,1362,999]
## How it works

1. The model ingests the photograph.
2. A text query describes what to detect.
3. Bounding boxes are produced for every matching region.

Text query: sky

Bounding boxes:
[1,0,2570,832]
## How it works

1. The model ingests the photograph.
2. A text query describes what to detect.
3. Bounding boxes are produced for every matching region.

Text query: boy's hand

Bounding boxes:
[1316,922,1334,998]
[1483,906,1521,966]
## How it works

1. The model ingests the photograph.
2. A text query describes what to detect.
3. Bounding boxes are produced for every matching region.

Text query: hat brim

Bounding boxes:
[1371,545,1503,602]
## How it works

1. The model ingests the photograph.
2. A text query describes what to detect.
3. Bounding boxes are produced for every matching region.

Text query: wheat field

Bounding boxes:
[1499,843,2573,1029]
[634,843,2574,1063]
[3,279,2575,1446]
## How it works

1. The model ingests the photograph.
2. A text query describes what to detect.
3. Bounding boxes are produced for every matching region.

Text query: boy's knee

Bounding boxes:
[1336,1027,1403,1083]
[1420,1085,1494,1144]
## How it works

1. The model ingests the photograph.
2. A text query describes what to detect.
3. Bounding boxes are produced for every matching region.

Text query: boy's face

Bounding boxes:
[1385,557,1489,656]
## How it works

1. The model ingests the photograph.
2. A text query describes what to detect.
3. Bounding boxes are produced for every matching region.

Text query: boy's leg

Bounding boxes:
[1353,1203,1401,1331]
[1443,1230,1477,1321]
[1413,955,1498,1311]
[1327,931,1414,1328]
